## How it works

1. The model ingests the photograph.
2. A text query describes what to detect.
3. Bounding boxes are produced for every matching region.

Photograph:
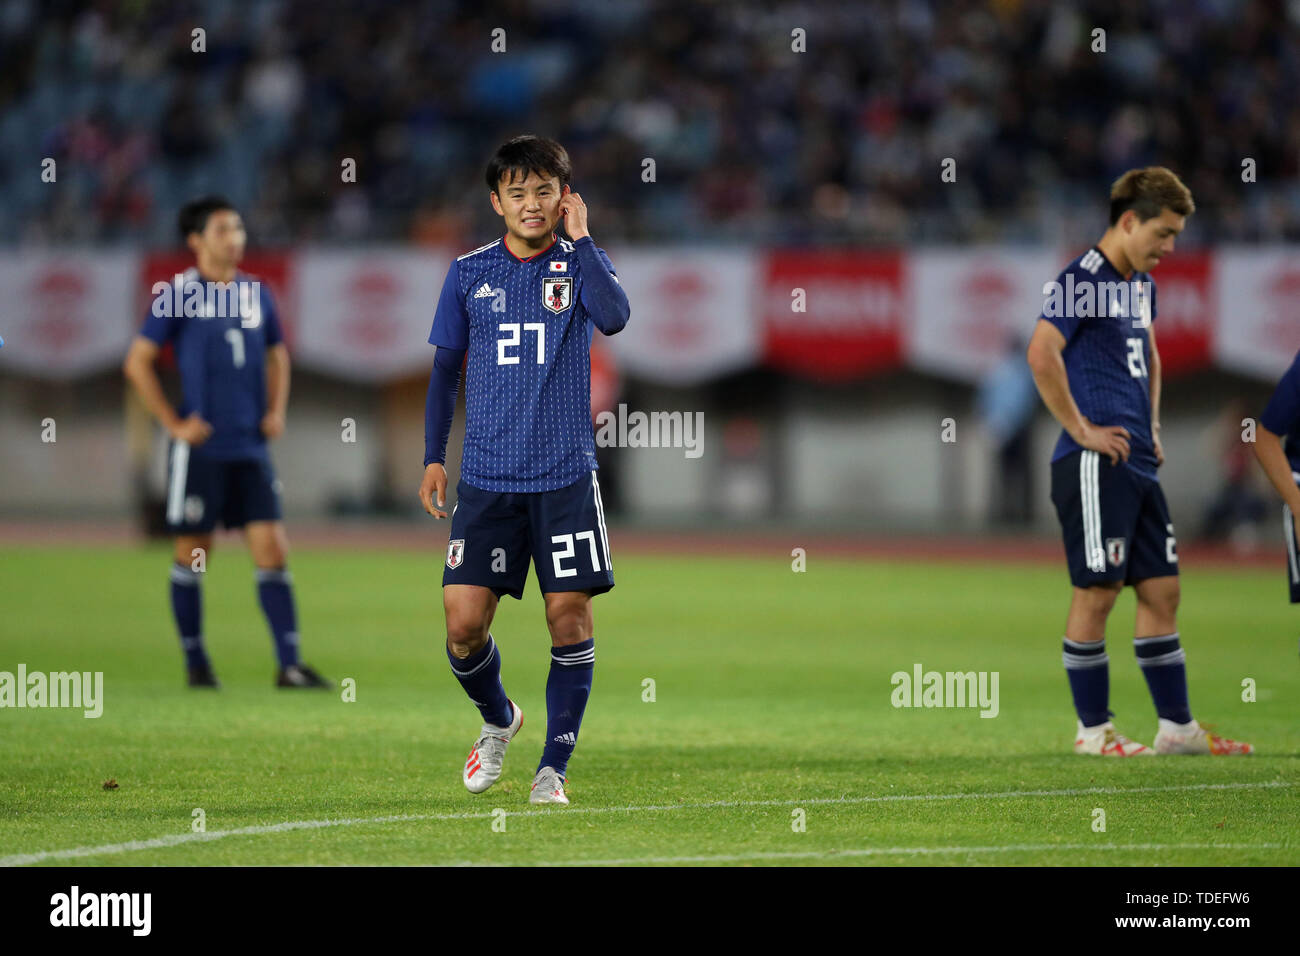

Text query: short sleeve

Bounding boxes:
[1039,268,1082,343]
[1261,351,1300,436]
[429,260,469,349]
[139,297,180,345]
[261,284,283,346]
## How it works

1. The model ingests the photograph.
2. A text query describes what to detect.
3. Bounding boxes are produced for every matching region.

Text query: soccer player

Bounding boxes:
[1252,349,1300,651]
[122,197,331,690]
[418,136,629,805]
[1027,167,1252,756]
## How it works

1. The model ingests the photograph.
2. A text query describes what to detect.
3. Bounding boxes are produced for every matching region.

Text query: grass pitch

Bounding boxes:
[0,542,1296,866]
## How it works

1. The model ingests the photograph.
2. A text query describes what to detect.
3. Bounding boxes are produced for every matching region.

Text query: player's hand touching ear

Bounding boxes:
[558,190,589,241]
[419,462,449,519]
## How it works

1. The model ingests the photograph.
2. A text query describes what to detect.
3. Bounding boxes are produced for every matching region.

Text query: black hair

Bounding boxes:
[485,136,572,194]
[178,196,237,242]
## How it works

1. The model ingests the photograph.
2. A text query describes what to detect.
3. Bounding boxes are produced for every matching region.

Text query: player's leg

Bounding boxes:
[442,480,530,793]
[164,439,221,686]
[1051,449,1149,754]
[532,588,595,802]
[1283,492,1300,655]
[444,582,513,728]
[1063,581,1121,725]
[1132,574,1191,724]
[236,458,330,687]
[171,532,215,685]
[1128,485,1253,754]
[528,471,614,803]
[245,518,328,687]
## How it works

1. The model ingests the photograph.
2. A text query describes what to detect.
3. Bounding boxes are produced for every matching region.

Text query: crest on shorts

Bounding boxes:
[446,538,465,570]
[1106,537,1126,568]
[184,495,204,523]
[542,276,572,314]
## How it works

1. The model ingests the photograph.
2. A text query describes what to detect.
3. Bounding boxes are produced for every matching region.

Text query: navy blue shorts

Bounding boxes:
[442,472,615,599]
[1283,483,1300,603]
[165,441,282,534]
[1050,450,1178,588]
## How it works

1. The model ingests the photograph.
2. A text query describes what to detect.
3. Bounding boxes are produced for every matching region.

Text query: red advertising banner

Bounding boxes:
[762,249,904,380]
[1146,250,1212,375]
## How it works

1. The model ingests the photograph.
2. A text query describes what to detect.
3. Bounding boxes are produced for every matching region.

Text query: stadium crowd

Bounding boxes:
[2,0,1297,246]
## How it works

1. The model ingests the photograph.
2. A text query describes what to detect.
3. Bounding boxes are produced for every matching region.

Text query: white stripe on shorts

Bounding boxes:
[167,439,191,525]
[592,470,612,572]
[1284,504,1299,585]
[1081,450,1104,573]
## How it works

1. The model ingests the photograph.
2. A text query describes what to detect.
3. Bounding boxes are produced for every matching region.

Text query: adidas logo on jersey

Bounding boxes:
[473,283,495,299]
[552,731,576,746]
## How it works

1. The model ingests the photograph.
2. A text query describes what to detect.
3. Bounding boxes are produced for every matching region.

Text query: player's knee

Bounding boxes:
[444,610,490,657]
[545,597,591,644]
[255,546,288,569]
[1140,580,1180,618]
[445,628,488,659]
[1078,584,1121,619]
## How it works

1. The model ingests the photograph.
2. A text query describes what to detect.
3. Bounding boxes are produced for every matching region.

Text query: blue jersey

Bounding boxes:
[141,268,283,461]
[1260,349,1300,474]
[429,234,619,493]
[1041,247,1160,479]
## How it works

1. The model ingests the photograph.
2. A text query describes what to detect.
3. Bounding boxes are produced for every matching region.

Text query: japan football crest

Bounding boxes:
[543,276,572,314]
[447,538,465,570]
[1106,537,1126,568]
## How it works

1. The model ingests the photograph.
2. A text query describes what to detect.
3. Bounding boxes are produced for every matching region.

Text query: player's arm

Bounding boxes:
[559,191,629,334]
[1254,356,1300,513]
[418,346,465,519]
[1147,324,1164,465]
[122,336,211,445]
[262,343,289,439]
[1026,319,1130,464]
[1254,425,1300,514]
[419,261,470,519]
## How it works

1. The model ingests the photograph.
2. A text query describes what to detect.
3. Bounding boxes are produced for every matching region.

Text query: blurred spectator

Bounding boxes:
[977,334,1039,525]
[1201,399,1270,546]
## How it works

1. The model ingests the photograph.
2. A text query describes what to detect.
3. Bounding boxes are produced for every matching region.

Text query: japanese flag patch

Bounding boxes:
[549,260,567,272]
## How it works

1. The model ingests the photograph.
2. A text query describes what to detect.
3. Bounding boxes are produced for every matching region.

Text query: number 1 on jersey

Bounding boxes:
[225,328,245,368]
[497,322,545,365]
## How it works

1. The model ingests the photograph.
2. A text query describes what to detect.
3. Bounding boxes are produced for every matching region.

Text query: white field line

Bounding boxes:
[2,780,1291,867]
[461,843,1290,867]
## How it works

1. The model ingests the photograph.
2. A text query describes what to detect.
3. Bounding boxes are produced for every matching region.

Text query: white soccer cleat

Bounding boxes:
[529,766,569,805]
[1153,720,1254,756]
[1073,720,1153,756]
[462,699,523,794]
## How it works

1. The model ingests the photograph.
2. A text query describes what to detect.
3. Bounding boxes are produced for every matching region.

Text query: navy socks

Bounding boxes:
[1135,632,1192,724]
[256,567,301,669]
[448,634,513,728]
[169,562,208,669]
[1062,636,1109,727]
[538,638,595,777]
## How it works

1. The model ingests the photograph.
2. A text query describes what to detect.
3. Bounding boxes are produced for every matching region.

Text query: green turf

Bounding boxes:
[0,543,1296,866]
